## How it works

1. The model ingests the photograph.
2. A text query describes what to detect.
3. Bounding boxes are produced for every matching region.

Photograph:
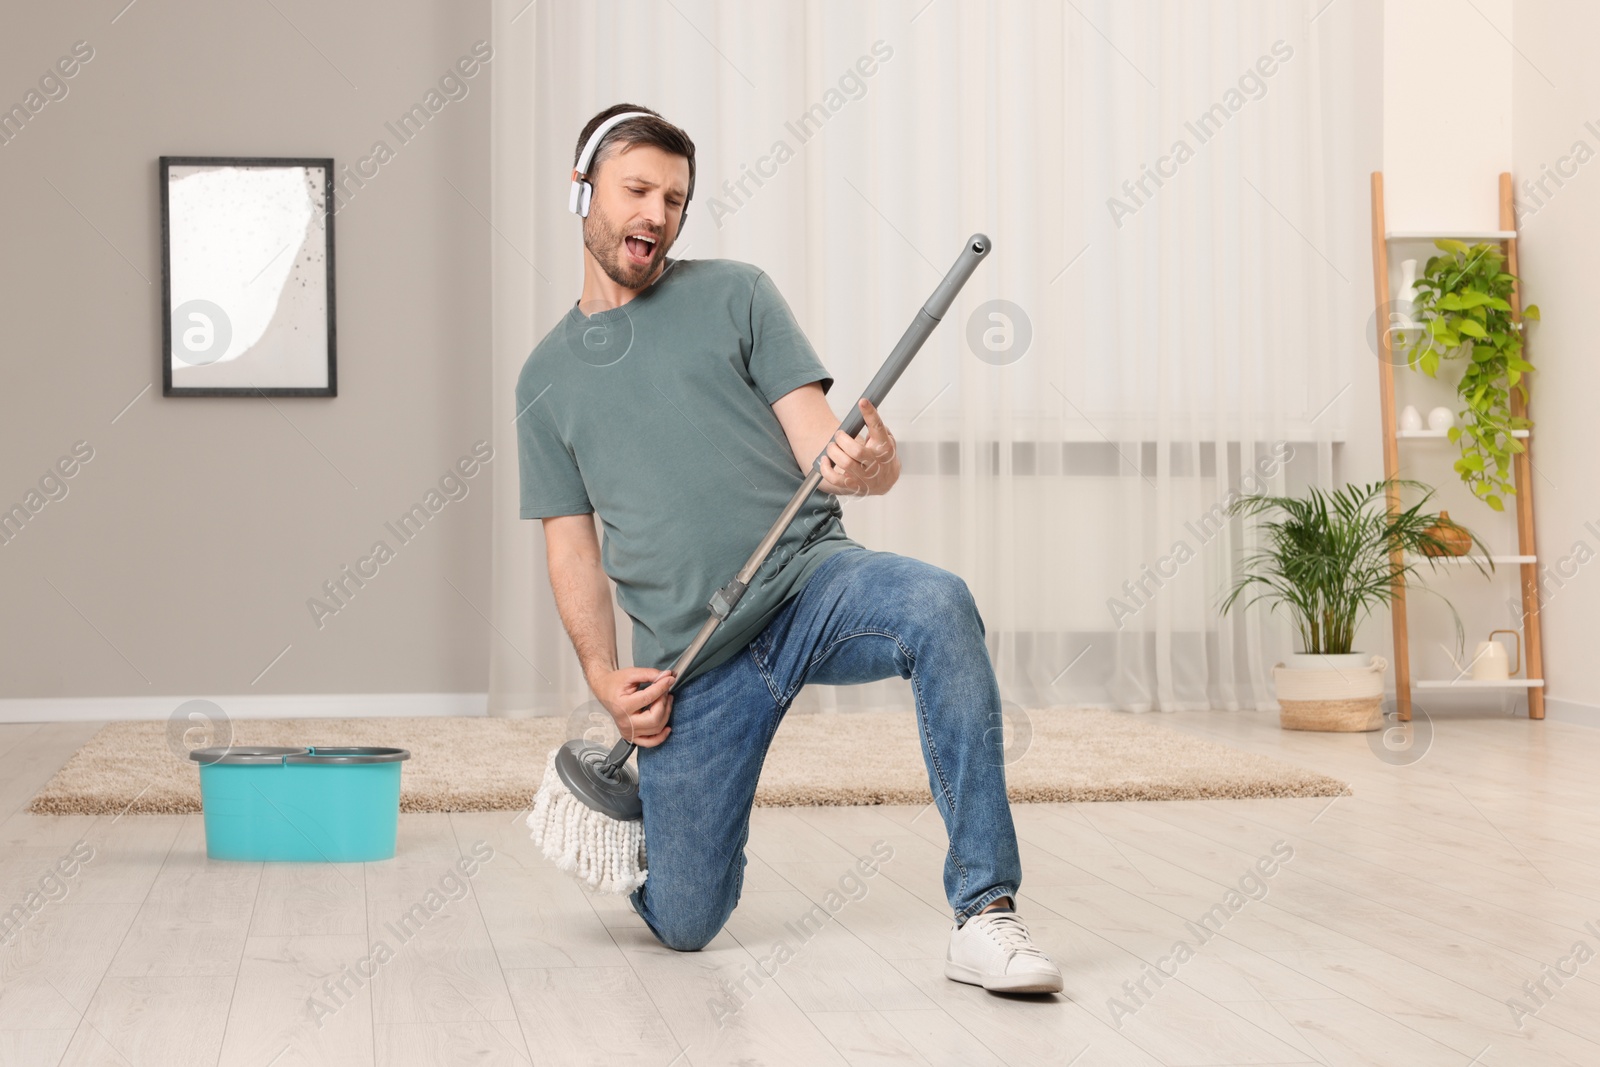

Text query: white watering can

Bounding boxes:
[1449,629,1522,681]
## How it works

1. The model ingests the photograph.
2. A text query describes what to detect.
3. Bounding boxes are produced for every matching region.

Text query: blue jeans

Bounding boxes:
[629,546,1023,951]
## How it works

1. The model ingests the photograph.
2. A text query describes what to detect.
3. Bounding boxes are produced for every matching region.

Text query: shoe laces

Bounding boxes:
[974,912,1050,961]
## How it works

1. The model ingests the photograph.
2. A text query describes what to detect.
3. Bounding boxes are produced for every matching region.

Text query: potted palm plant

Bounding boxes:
[1220,478,1490,731]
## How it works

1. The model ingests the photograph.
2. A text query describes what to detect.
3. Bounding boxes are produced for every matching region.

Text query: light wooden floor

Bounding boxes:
[2,709,1599,1067]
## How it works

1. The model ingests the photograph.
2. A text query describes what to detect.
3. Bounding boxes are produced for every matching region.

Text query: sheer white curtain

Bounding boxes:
[488,0,1363,719]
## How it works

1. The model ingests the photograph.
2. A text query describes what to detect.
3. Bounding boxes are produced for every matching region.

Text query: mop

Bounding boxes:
[528,234,993,894]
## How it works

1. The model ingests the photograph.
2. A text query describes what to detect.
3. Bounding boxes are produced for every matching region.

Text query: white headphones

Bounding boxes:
[567,110,689,225]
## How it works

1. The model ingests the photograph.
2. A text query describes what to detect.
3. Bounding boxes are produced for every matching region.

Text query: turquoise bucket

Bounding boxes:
[189,746,410,862]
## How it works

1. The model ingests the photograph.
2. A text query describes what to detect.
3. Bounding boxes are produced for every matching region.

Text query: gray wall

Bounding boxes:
[0,2,495,704]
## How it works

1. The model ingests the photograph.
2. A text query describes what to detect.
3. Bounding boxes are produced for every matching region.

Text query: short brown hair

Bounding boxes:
[574,104,696,216]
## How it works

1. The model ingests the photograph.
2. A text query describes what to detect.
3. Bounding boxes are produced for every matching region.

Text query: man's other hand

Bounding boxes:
[592,667,676,747]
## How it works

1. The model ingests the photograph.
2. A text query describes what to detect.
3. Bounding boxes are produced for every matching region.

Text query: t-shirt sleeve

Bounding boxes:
[515,375,594,519]
[747,270,834,405]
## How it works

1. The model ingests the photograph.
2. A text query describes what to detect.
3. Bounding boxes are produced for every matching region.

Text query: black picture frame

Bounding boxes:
[159,156,337,397]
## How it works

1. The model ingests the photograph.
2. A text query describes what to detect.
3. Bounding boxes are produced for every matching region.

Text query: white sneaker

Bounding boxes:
[945,909,1063,994]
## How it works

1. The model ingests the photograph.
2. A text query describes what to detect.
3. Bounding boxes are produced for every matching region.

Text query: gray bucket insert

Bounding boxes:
[287,747,411,764]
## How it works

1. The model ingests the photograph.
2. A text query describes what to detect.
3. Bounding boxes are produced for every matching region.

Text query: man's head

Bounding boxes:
[573,104,695,293]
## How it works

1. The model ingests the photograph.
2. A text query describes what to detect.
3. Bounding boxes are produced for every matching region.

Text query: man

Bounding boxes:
[515,103,1061,994]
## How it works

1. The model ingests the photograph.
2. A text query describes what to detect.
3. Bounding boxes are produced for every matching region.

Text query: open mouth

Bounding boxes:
[623,232,657,265]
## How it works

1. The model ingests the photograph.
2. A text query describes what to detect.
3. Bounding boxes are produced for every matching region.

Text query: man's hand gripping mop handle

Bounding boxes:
[597,234,992,779]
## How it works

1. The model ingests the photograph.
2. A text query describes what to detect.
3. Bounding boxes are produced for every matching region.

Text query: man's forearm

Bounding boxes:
[548,552,619,686]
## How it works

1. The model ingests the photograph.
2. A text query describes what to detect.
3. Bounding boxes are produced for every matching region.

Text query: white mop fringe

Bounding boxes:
[526,748,648,895]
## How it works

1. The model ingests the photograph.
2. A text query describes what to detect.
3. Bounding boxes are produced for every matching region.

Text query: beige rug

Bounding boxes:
[27,710,1347,816]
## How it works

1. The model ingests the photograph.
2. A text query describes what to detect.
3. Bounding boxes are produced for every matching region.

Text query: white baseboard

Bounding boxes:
[1545,695,1600,730]
[0,693,489,724]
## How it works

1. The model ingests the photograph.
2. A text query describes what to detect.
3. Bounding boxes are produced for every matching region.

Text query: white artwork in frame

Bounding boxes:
[160,156,337,397]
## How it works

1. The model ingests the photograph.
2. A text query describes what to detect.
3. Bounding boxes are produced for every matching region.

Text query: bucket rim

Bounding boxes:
[188,746,309,765]
[287,746,411,764]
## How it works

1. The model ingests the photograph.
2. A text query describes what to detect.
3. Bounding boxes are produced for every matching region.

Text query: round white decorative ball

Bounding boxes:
[1427,406,1455,432]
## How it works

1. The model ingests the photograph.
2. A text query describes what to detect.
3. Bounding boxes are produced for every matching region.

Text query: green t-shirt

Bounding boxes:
[515,257,862,689]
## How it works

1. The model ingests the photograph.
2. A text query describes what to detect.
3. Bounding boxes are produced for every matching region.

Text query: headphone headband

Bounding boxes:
[568,111,653,217]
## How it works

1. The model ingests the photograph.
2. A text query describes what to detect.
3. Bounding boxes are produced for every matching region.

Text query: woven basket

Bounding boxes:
[1272,656,1387,732]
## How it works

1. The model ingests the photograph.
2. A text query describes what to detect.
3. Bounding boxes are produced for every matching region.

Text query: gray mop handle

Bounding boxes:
[829,234,991,444]
[597,235,991,776]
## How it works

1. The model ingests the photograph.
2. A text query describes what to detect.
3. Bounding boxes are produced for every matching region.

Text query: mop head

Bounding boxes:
[527,748,648,895]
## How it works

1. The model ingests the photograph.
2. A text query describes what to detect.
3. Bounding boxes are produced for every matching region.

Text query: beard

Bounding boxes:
[582,200,673,292]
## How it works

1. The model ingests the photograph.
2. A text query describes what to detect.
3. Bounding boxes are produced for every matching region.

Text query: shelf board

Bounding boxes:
[1385,230,1517,241]
[1407,553,1536,566]
[1415,678,1544,689]
[1397,428,1529,439]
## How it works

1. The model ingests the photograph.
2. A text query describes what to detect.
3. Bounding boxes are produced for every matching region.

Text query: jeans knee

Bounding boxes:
[651,908,729,952]
[633,872,739,952]
[914,566,981,625]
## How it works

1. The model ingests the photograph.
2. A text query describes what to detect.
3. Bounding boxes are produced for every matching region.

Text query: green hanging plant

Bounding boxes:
[1396,239,1539,513]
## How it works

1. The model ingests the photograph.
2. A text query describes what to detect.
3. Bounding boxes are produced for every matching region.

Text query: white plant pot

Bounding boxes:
[1283,652,1373,671]
[1272,654,1387,732]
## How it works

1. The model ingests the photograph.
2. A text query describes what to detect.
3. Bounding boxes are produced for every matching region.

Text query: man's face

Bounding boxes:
[582,142,690,293]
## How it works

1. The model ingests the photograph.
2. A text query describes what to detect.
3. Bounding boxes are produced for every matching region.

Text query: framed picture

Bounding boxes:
[160,156,337,397]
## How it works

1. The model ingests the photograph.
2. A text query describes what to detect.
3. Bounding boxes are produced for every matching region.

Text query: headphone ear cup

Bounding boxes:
[577,181,592,218]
